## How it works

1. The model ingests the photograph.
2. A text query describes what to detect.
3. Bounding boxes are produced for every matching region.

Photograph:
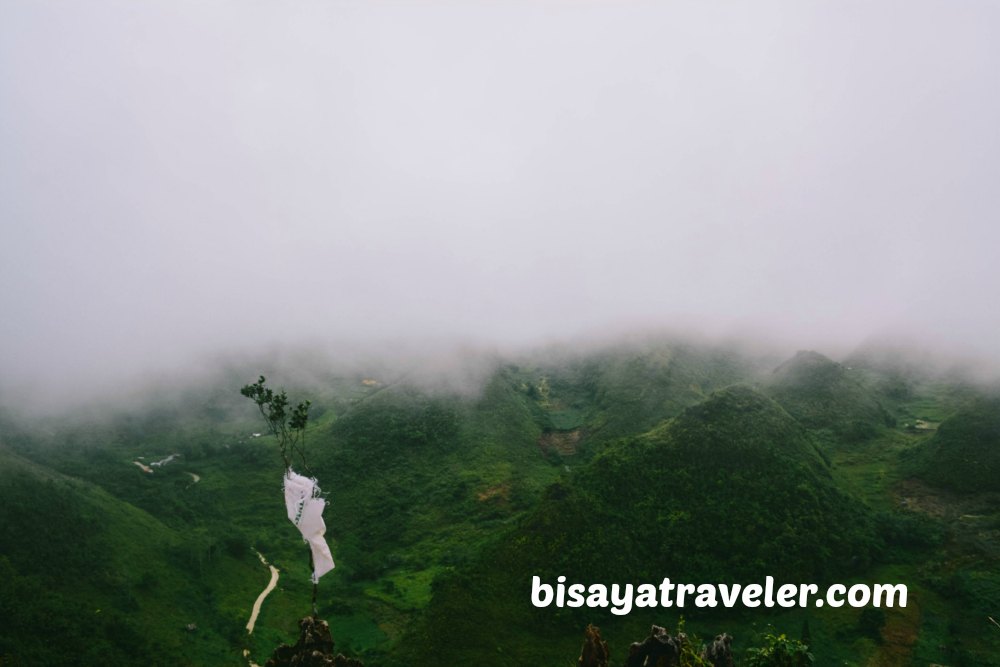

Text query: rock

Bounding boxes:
[624,625,681,667]
[264,616,363,667]
[577,624,610,667]
[575,625,737,667]
[701,633,734,667]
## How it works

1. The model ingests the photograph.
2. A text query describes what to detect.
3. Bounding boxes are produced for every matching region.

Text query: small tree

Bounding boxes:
[240,375,312,472]
[240,375,325,615]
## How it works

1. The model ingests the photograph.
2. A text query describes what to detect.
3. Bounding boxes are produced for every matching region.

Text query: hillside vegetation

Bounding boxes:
[404,385,878,665]
[0,340,998,665]
[766,350,895,445]
[914,395,1000,493]
[0,446,265,666]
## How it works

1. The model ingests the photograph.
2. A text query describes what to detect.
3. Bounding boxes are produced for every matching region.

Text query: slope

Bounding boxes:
[404,385,878,666]
[0,445,269,666]
[517,340,757,452]
[913,395,1000,493]
[766,350,895,445]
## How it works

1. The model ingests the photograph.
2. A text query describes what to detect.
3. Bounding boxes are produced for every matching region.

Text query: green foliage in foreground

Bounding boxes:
[240,375,312,470]
[743,630,813,667]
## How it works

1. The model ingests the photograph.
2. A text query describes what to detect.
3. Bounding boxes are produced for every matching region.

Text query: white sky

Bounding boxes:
[2,1,999,400]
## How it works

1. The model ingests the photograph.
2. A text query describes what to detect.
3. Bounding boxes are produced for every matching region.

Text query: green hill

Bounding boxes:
[540,341,756,446]
[404,385,878,665]
[311,375,554,587]
[2,343,997,666]
[915,395,1000,493]
[0,446,268,666]
[766,350,894,445]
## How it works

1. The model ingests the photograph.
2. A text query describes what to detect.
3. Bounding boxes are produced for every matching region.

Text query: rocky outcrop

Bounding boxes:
[701,633,734,667]
[264,617,363,667]
[578,624,610,667]
[624,625,685,667]
[580,625,734,667]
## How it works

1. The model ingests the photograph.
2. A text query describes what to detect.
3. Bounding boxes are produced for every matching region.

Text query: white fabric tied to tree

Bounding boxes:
[283,470,335,583]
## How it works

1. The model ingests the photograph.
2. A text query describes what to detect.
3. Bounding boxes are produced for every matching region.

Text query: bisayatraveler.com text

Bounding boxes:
[531,576,907,615]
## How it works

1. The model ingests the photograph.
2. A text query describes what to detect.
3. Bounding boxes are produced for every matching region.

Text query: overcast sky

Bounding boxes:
[2,1,999,401]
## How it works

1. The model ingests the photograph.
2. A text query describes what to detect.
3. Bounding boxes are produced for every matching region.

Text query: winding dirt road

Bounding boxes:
[244,551,279,667]
[246,551,279,634]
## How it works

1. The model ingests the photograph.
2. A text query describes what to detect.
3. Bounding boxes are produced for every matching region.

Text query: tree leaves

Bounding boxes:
[240,376,311,471]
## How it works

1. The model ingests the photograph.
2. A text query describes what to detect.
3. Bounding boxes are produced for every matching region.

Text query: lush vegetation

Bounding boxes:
[766,350,895,445]
[912,395,1000,493]
[0,340,998,665]
[401,385,878,665]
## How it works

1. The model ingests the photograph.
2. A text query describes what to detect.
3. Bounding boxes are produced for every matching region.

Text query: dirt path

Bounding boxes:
[151,453,179,467]
[243,551,279,667]
[186,472,200,484]
[246,551,279,635]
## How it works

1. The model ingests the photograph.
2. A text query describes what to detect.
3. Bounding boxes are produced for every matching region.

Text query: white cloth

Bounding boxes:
[283,470,335,582]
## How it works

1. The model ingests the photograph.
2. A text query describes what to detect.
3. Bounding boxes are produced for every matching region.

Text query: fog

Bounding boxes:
[2,1,999,408]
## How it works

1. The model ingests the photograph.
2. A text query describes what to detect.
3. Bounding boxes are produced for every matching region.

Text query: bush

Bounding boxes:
[744,630,814,667]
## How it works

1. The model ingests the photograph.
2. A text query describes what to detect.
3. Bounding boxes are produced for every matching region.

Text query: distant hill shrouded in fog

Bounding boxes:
[766,350,895,445]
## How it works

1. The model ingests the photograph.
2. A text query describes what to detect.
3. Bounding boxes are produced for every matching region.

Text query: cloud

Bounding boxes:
[2,0,999,404]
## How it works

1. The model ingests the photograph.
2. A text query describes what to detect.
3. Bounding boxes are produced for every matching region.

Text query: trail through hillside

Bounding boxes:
[244,550,279,667]
[246,551,279,634]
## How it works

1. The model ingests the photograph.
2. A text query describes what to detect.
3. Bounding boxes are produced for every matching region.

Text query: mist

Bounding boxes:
[2,1,999,410]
